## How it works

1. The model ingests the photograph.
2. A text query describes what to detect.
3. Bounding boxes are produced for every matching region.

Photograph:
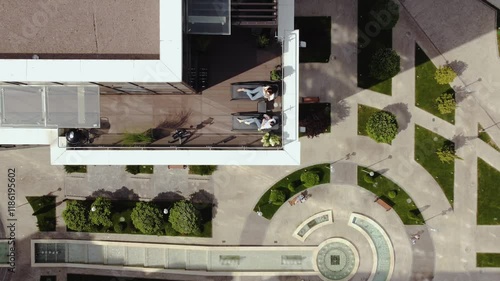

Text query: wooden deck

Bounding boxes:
[88,28,283,149]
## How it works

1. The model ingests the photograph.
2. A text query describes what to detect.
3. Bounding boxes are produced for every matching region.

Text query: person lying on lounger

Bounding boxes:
[237,85,277,101]
[237,114,278,131]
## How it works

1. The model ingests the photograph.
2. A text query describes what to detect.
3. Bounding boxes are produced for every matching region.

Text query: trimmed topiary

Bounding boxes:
[369,48,401,81]
[366,111,398,144]
[363,173,375,184]
[189,165,217,176]
[287,182,296,193]
[300,171,320,187]
[387,190,397,199]
[168,201,202,235]
[131,202,164,235]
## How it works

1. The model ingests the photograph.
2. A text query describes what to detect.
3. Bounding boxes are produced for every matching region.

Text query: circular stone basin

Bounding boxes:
[315,238,359,281]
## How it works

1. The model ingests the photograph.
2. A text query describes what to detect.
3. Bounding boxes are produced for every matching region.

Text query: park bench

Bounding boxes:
[301,97,320,103]
[375,197,392,211]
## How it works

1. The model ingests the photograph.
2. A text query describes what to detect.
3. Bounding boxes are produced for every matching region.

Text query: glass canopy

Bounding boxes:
[187,0,231,35]
[0,84,100,128]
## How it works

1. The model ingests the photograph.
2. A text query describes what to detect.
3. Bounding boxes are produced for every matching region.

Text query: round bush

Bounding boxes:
[287,182,296,193]
[434,65,456,85]
[369,48,401,81]
[366,111,398,143]
[269,189,286,205]
[435,92,456,114]
[363,173,374,184]
[168,201,202,235]
[387,190,397,199]
[131,202,165,235]
[300,171,320,187]
[113,222,126,233]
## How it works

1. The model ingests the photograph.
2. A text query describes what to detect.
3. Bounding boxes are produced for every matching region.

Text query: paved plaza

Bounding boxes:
[1,0,500,280]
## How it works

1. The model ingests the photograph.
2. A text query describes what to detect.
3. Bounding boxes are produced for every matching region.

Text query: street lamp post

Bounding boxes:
[361,169,375,177]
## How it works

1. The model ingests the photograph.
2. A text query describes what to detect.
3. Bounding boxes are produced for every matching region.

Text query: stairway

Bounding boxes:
[231,0,278,27]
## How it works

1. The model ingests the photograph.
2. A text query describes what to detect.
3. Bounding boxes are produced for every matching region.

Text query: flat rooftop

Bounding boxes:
[0,0,159,59]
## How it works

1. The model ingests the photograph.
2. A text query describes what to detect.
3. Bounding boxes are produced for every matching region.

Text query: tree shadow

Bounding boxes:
[190,189,218,219]
[447,59,468,76]
[453,85,472,104]
[152,191,185,202]
[156,110,192,130]
[452,133,467,150]
[383,103,412,132]
[87,186,139,201]
[331,99,351,125]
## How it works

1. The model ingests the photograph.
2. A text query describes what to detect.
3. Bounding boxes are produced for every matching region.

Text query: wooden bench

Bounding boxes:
[301,97,320,103]
[375,198,392,211]
[168,165,187,169]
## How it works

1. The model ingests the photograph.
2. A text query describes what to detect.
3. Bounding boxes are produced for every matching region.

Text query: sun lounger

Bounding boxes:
[231,113,280,131]
[231,82,279,100]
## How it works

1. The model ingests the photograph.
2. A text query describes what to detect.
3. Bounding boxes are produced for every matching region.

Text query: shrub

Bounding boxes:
[269,189,286,205]
[270,66,282,81]
[62,200,90,232]
[435,92,456,114]
[366,111,398,143]
[257,34,270,48]
[369,0,399,30]
[189,165,217,176]
[113,222,126,233]
[387,190,397,199]
[122,131,153,145]
[434,65,457,85]
[261,133,281,147]
[131,202,164,235]
[125,165,140,175]
[436,142,461,163]
[299,106,331,139]
[300,171,320,187]
[168,201,202,235]
[363,173,375,184]
[64,165,87,173]
[164,222,179,236]
[369,48,401,81]
[89,197,113,228]
[287,182,296,193]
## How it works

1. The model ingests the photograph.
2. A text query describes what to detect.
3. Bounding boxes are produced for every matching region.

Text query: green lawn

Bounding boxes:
[414,125,455,205]
[295,17,331,63]
[26,196,56,231]
[357,166,424,224]
[415,44,455,124]
[477,253,500,267]
[357,104,382,136]
[357,0,393,95]
[478,124,500,152]
[254,164,331,219]
[477,158,500,225]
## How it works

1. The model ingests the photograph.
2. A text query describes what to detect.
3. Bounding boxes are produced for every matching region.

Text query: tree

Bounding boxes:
[436,142,462,163]
[370,0,400,30]
[62,200,90,232]
[131,202,164,235]
[435,92,456,114]
[269,189,286,205]
[189,165,217,176]
[369,48,401,81]
[299,105,331,138]
[168,201,202,235]
[300,171,320,187]
[89,197,113,228]
[434,65,457,85]
[366,111,399,143]
[261,133,281,147]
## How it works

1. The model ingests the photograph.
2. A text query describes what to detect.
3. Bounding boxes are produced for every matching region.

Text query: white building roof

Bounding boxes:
[0,0,182,83]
